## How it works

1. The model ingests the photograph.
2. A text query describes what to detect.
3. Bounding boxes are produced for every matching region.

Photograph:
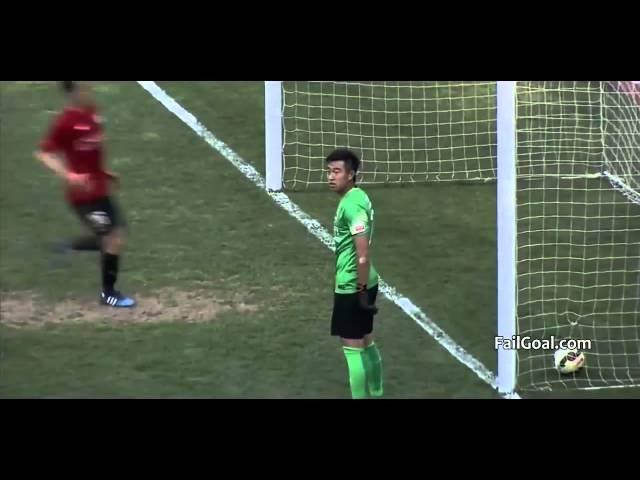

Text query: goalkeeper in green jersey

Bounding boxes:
[326,148,383,399]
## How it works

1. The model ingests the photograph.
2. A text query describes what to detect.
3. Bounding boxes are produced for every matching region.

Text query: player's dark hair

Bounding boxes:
[325,148,361,183]
[60,81,76,94]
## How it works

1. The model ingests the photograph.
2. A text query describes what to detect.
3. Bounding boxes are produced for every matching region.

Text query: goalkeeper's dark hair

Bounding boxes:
[60,81,77,94]
[325,148,361,182]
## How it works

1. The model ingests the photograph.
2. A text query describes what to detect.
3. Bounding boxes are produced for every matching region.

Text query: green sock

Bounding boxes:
[342,346,368,399]
[364,343,384,397]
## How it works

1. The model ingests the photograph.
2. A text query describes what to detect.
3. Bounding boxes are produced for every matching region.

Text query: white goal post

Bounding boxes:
[265,81,283,192]
[496,81,518,394]
[264,81,640,395]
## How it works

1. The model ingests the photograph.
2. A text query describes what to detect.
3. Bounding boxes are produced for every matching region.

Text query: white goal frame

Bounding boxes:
[263,80,518,393]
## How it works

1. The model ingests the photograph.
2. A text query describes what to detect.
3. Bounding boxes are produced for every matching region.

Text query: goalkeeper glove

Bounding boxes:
[357,283,378,315]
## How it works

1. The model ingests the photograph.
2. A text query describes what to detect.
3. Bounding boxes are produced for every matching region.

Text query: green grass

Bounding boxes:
[0,81,498,398]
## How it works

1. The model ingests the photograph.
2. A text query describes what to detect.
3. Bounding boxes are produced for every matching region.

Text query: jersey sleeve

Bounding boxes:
[40,116,67,153]
[343,201,370,236]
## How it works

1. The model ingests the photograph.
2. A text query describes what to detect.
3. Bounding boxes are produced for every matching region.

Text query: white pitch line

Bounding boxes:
[138,80,519,400]
[581,383,640,391]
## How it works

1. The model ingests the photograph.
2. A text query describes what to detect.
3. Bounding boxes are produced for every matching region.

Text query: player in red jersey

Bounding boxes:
[35,81,135,308]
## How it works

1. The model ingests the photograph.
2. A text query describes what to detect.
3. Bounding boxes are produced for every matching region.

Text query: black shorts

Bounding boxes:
[71,196,126,236]
[331,285,379,340]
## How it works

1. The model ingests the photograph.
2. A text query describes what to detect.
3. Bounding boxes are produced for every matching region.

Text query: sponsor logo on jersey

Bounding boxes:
[72,132,104,152]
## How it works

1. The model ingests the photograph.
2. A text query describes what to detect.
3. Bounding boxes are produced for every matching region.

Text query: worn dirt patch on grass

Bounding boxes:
[0,289,258,328]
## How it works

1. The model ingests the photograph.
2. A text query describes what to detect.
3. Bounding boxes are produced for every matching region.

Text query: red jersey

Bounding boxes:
[40,106,110,205]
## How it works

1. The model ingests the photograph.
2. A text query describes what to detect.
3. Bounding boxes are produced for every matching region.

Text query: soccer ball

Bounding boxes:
[553,347,585,374]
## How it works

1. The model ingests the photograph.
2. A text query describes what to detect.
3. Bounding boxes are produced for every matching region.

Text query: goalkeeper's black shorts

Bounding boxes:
[331,285,378,340]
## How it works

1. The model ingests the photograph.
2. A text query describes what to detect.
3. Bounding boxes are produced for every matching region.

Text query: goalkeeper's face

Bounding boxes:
[327,160,355,194]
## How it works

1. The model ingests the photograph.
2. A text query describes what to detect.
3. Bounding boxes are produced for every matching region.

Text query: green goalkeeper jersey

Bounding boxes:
[333,186,379,294]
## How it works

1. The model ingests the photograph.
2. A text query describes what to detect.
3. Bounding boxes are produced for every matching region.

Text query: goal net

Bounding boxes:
[515,81,640,391]
[278,81,497,190]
